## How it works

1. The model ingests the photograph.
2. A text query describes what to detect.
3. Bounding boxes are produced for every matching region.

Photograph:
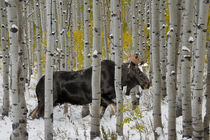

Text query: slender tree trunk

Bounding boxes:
[131,0,138,110]
[138,0,145,59]
[7,0,28,139]
[191,0,200,84]
[102,0,109,59]
[81,0,91,118]
[16,1,28,139]
[34,0,43,80]
[176,0,184,117]
[159,0,166,98]
[113,0,123,136]
[167,0,177,139]
[110,0,115,61]
[58,0,65,71]
[69,1,74,71]
[26,0,33,86]
[204,32,210,140]
[6,0,20,138]
[181,0,194,138]
[0,0,10,116]
[90,0,101,139]
[151,0,162,139]
[192,0,209,139]
[45,0,55,139]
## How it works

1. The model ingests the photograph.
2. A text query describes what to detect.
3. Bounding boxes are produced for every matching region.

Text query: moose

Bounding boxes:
[30,57,150,119]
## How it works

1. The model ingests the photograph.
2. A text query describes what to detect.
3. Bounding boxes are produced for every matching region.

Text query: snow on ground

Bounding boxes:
[0,70,185,140]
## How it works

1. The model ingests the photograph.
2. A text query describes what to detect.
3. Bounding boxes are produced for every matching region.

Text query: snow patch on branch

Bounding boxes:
[11,24,18,30]
[93,50,98,56]
[182,46,191,52]
[170,27,174,32]
[188,36,194,43]
[162,24,166,28]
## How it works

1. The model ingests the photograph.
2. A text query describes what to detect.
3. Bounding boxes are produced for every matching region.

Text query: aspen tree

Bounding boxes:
[176,0,184,117]
[45,0,55,139]
[151,0,162,138]
[0,0,10,116]
[131,0,139,110]
[90,0,101,139]
[160,0,166,98]
[167,0,177,139]
[81,0,91,118]
[34,0,42,80]
[192,0,209,139]
[110,0,115,61]
[113,0,123,136]
[204,32,210,140]
[181,0,194,137]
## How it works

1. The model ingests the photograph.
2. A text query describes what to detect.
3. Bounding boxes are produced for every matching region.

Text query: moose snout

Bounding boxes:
[142,81,150,90]
[143,83,150,89]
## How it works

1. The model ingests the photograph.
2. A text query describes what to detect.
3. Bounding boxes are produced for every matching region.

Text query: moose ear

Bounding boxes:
[129,55,145,65]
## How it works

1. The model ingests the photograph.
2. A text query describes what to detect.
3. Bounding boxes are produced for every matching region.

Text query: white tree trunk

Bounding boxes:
[16,1,28,139]
[102,0,109,59]
[113,0,123,136]
[131,0,139,110]
[176,0,184,118]
[110,0,115,61]
[192,0,209,139]
[0,0,10,116]
[34,0,43,80]
[204,32,210,140]
[26,0,33,86]
[167,0,177,139]
[81,0,91,118]
[138,0,145,59]
[45,0,55,139]
[7,0,28,139]
[151,0,162,139]
[181,0,194,138]
[69,1,74,71]
[6,0,20,139]
[90,0,101,139]
[159,0,166,98]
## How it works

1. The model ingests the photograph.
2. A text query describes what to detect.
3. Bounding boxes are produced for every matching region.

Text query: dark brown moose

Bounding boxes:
[30,59,150,119]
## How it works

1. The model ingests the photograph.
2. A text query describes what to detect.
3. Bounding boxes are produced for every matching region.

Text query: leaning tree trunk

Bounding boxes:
[34,0,43,80]
[151,0,162,139]
[0,0,10,116]
[204,32,210,140]
[90,0,101,139]
[113,0,123,136]
[45,0,55,139]
[167,0,177,139]
[81,0,91,118]
[192,0,209,139]
[181,0,194,138]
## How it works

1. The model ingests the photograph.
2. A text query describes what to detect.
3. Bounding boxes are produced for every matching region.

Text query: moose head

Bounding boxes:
[122,55,150,95]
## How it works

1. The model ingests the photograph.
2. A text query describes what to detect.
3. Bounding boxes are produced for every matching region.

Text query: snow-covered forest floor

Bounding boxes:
[0,70,193,140]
